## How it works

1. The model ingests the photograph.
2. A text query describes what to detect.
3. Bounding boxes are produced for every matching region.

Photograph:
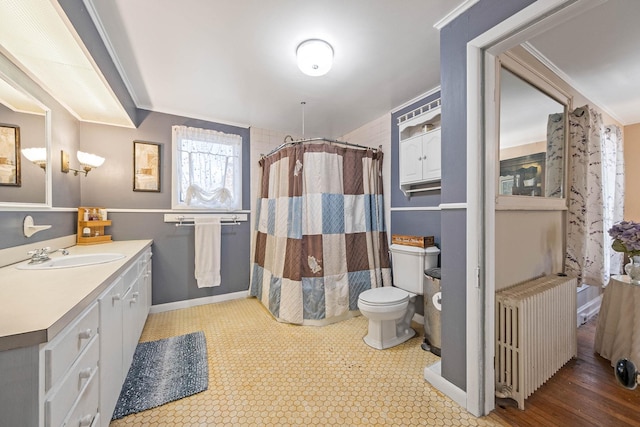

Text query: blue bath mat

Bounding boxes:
[112,331,208,420]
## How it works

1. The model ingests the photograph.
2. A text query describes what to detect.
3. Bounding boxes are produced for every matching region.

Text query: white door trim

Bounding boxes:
[464,0,604,416]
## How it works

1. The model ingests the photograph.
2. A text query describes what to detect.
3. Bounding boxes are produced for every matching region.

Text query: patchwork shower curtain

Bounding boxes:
[249,142,391,324]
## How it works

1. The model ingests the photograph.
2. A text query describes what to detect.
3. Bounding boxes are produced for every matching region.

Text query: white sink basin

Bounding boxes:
[16,253,126,270]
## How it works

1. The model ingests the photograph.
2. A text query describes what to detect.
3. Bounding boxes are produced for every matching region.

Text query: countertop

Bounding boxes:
[0,240,152,352]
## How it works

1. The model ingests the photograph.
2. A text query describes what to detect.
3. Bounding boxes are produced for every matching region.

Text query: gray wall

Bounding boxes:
[79,110,250,210]
[0,211,76,249]
[439,0,536,390]
[1,108,252,303]
[108,212,251,305]
[77,110,251,305]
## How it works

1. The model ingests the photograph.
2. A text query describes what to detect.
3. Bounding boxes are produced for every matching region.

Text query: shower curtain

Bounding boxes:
[249,142,391,325]
[565,106,624,286]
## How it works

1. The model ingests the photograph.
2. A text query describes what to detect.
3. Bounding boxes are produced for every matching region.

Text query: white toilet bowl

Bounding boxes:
[358,244,440,350]
[358,286,416,349]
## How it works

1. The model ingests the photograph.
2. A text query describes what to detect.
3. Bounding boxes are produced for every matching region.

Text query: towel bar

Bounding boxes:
[174,215,239,227]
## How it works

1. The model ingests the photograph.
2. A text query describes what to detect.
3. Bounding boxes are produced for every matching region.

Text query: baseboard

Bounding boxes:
[150,290,249,314]
[577,294,602,326]
[423,361,467,409]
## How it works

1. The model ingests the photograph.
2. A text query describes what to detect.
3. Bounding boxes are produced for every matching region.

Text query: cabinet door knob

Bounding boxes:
[79,367,92,379]
[78,329,92,340]
[112,293,121,302]
[79,414,93,426]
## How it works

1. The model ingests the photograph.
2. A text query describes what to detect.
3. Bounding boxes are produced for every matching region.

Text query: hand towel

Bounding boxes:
[194,217,221,287]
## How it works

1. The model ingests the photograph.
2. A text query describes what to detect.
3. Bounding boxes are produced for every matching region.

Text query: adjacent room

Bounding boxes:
[1,0,639,426]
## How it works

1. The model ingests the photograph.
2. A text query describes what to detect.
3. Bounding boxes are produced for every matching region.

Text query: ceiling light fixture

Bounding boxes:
[61,150,105,176]
[296,39,334,77]
[22,147,47,170]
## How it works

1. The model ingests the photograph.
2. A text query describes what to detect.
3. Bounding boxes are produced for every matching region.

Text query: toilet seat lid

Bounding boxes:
[359,287,409,305]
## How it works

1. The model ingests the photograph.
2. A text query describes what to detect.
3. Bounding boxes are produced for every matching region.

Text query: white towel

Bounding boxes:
[194,217,221,287]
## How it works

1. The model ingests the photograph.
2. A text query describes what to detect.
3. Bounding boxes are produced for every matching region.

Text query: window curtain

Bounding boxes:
[545,112,565,197]
[565,106,624,286]
[602,125,625,276]
[249,142,391,325]
[172,125,242,210]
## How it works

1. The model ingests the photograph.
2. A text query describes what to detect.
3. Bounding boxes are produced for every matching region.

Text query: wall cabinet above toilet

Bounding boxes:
[397,100,442,196]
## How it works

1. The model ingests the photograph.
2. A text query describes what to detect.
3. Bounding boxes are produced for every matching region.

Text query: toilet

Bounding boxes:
[358,244,440,350]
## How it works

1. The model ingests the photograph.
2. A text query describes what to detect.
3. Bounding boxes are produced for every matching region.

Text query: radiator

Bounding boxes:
[495,274,577,410]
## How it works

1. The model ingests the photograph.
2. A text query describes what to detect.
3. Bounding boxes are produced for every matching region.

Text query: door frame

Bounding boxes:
[465,0,604,415]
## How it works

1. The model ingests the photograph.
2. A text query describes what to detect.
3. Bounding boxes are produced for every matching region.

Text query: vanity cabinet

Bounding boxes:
[397,102,441,195]
[0,241,152,427]
[99,247,152,426]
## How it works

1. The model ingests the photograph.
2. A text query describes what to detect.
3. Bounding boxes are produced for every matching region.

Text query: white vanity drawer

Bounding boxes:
[45,336,99,427]
[61,363,100,427]
[45,302,99,392]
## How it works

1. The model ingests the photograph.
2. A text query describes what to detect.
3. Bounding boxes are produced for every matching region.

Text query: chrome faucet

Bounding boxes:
[27,247,69,264]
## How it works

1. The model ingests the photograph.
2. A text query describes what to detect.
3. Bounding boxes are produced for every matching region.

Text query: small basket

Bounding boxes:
[391,234,435,248]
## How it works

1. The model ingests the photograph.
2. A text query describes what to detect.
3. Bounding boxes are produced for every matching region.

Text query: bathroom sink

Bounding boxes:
[16,253,126,270]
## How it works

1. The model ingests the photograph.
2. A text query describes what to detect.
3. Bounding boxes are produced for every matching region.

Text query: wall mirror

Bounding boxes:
[0,54,51,208]
[498,54,569,201]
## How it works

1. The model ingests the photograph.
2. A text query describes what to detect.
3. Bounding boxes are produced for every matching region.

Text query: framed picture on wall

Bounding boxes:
[133,141,160,192]
[0,124,20,186]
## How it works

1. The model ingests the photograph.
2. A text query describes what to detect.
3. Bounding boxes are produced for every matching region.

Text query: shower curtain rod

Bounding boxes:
[261,136,380,158]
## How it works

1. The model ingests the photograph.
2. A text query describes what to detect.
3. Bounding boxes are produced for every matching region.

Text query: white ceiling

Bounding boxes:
[2,0,638,140]
[86,0,465,138]
[527,0,640,126]
[83,0,640,139]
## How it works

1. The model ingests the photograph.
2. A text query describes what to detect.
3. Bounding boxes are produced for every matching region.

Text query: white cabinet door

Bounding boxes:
[135,250,152,335]
[399,134,424,184]
[422,129,441,182]
[96,249,152,427]
[121,281,139,373]
[98,277,124,426]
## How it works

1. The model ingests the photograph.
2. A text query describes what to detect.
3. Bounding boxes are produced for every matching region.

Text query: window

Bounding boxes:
[172,125,242,210]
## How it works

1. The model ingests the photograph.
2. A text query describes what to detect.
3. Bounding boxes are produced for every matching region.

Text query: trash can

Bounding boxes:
[422,268,442,356]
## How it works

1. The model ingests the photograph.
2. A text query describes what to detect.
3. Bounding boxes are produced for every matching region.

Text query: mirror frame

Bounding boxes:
[0,55,52,210]
[495,52,571,211]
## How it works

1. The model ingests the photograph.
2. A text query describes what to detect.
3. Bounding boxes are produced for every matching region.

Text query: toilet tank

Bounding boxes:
[389,244,440,294]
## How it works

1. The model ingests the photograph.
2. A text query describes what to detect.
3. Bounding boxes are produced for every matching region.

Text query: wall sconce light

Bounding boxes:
[21,147,47,170]
[61,150,105,176]
[296,39,334,77]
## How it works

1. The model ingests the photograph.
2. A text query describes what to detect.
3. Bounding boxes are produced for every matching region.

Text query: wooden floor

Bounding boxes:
[492,317,640,427]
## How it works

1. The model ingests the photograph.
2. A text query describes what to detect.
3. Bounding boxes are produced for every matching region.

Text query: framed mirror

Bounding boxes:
[0,54,51,209]
[497,53,570,206]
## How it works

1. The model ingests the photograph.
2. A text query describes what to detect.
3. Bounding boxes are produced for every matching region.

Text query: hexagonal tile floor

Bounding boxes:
[110,297,507,426]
